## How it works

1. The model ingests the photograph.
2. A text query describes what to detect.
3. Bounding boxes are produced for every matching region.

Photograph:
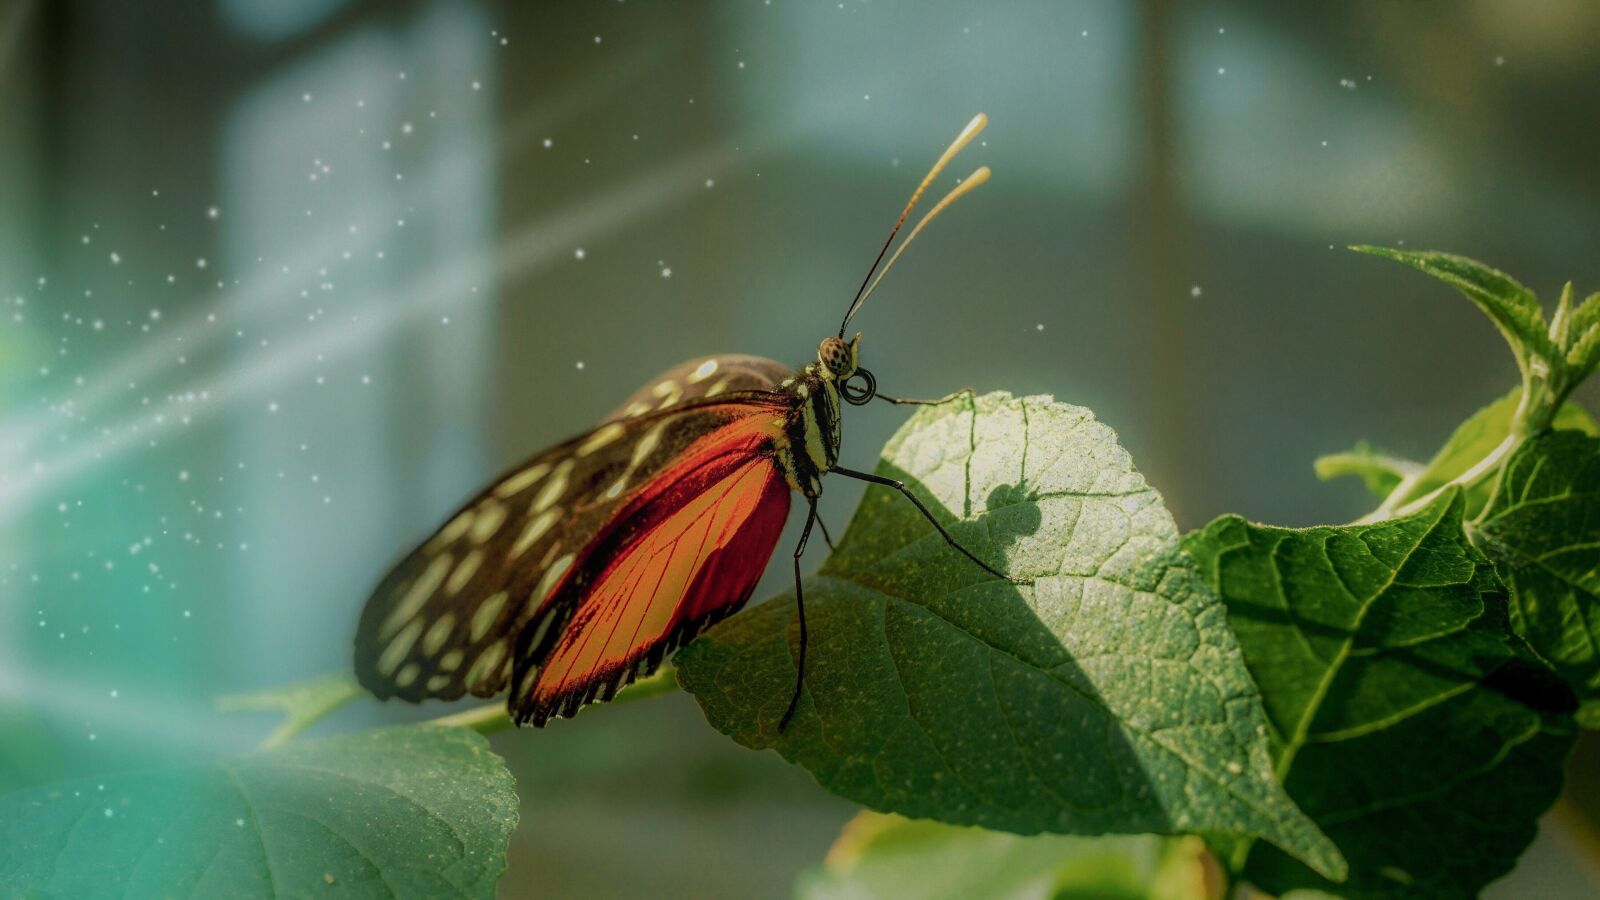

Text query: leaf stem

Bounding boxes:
[1358,433,1517,524]
[218,674,367,750]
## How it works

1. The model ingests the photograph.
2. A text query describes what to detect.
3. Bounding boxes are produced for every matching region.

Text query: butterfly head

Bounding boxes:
[817,333,861,381]
[818,333,877,406]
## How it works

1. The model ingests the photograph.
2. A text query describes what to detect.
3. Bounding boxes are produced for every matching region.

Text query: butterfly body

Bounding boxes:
[356,113,1007,728]
[774,340,856,499]
[355,337,865,726]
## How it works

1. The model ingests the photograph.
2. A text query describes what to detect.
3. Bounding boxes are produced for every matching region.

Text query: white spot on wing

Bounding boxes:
[468,639,507,687]
[511,509,560,559]
[533,459,573,513]
[577,422,626,457]
[471,591,509,642]
[534,553,575,603]
[435,509,475,545]
[632,423,666,465]
[652,379,683,408]
[378,619,423,676]
[422,612,457,655]
[495,461,552,498]
[688,359,718,383]
[446,550,483,595]
[381,554,452,638]
[470,501,506,543]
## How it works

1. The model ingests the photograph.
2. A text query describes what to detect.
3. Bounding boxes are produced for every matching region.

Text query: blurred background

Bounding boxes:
[1,0,1598,896]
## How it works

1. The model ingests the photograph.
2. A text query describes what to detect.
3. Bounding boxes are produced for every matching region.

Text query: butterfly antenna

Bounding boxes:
[845,166,991,330]
[838,112,989,337]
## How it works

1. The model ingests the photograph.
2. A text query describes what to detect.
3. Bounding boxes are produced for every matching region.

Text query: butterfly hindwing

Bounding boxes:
[510,428,793,725]
[355,355,795,708]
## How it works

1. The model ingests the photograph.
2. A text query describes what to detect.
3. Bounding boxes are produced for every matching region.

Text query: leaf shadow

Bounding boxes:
[1222,594,1578,719]
[776,464,1201,838]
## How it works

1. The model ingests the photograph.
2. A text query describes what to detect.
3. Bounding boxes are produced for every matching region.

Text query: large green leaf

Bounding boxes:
[1475,429,1600,727]
[1381,388,1595,517]
[798,812,1177,900]
[678,392,1343,880]
[1185,493,1576,898]
[0,725,517,899]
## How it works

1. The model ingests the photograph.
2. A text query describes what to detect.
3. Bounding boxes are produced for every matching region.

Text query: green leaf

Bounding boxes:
[217,672,366,748]
[1352,246,1556,372]
[798,812,1171,900]
[1475,429,1600,727]
[1567,320,1600,382]
[0,725,518,898]
[678,392,1344,880]
[1383,387,1596,518]
[1313,442,1419,499]
[1184,492,1576,898]
[1571,290,1600,338]
[1554,287,1600,382]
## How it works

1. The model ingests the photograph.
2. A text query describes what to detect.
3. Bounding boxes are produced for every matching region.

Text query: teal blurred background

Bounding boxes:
[2,0,1598,896]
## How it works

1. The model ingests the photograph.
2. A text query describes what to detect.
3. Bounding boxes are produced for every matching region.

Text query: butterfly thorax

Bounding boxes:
[774,364,843,499]
[773,333,864,498]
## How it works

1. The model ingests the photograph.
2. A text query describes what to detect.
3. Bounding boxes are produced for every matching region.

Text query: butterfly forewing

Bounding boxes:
[604,354,794,421]
[354,355,794,709]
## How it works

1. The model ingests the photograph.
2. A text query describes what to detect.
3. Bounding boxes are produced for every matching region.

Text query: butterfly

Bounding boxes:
[354,113,1015,729]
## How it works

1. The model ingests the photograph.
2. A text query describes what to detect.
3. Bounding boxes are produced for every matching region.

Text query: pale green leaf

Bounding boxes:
[798,811,1172,900]
[0,725,518,899]
[1563,291,1600,378]
[1185,493,1576,898]
[1384,387,1596,517]
[1475,429,1600,727]
[1567,322,1600,382]
[1572,291,1600,336]
[678,393,1343,880]
[1313,442,1420,499]
[1352,246,1555,369]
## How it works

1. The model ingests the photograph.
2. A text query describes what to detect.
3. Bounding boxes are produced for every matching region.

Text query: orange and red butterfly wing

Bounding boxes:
[354,355,796,718]
[512,447,790,724]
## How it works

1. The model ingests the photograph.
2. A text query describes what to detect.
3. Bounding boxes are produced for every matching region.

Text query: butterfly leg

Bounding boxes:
[874,386,975,406]
[830,465,1026,584]
[815,509,838,551]
[780,501,819,732]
